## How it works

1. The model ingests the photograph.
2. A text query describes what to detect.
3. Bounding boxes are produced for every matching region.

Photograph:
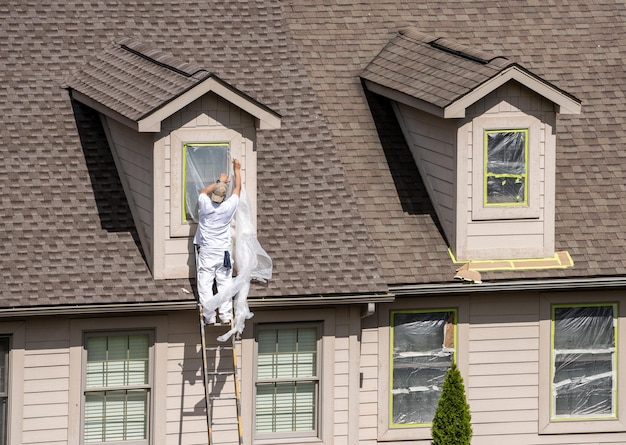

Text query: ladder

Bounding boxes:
[198,305,244,445]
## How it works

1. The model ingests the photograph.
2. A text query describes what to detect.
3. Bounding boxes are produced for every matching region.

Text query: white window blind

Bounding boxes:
[255,326,318,435]
[84,333,150,443]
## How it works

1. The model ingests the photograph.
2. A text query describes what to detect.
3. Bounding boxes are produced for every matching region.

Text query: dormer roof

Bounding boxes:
[361,27,581,118]
[65,38,281,132]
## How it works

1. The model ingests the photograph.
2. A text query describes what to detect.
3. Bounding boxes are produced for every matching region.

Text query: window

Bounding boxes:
[484,129,528,206]
[390,310,456,427]
[169,128,246,237]
[471,115,541,221]
[254,324,320,439]
[0,336,8,445]
[183,143,229,223]
[551,304,616,420]
[83,332,152,444]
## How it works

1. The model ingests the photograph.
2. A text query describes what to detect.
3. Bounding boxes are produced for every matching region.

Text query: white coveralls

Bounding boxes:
[194,192,239,323]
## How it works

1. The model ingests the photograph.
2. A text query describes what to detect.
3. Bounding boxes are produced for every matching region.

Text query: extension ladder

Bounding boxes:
[198,305,244,445]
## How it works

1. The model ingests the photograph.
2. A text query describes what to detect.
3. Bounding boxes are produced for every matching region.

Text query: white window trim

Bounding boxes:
[377,297,469,441]
[0,322,24,445]
[169,128,244,237]
[471,114,541,220]
[240,309,335,445]
[68,316,168,445]
[539,293,626,434]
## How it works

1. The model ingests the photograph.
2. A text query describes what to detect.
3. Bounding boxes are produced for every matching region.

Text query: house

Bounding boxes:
[1,1,625,445]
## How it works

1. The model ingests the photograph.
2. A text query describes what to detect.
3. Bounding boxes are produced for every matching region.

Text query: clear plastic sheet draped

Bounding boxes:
[553,306,615,417]
[187,157,272,341]
[391,312,454,424]
[185,145,228,222]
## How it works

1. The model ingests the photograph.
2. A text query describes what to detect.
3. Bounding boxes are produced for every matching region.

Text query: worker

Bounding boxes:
[194,158,241,324]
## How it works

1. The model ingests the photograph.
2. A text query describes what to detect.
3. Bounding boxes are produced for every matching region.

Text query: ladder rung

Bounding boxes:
[210,419,240,426]
[210,395,237,401]
[206,345,233,351]
[206,371,235,376]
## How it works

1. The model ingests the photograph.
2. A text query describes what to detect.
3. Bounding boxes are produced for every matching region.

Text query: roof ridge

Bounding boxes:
[398,27,509,68]
[117,37,209,80]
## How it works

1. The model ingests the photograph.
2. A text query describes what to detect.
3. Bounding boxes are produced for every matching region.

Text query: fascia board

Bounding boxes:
[137,77,282,132]
[363,79,445,118]
[444,66,582,118]
[69,89,140,131]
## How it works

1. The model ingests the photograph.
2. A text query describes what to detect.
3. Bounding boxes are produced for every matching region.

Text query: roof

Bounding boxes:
[361,27,581,117]
[1,0,625,310]
[66,38,281,131]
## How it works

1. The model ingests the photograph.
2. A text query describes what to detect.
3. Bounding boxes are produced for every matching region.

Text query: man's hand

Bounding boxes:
[219,172,229,183]
[233,159,241,170]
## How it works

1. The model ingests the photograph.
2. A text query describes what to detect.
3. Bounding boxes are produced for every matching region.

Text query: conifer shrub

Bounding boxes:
[431,362,472,445]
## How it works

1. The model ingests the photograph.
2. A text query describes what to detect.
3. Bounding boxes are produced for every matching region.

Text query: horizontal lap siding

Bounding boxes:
[468,294,540,441]
[394,102,457,244]
[22,320,70,445]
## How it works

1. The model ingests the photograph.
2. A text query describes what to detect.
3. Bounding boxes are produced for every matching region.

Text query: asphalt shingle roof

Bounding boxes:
[1,0,625,309]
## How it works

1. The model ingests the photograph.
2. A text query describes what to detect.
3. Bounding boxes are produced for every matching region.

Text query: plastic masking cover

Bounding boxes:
[188,160,272,341]
[552,306,615,418]
[391,311,454,425]
[486,130,526,204]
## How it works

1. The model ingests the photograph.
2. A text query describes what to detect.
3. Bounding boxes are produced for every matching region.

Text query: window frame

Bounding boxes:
[472,115,541,221]
[0,336,9,445]
[69,316,167,445]
[378,298,469,442]
[182,142,230,223]
[483,129,529,207]
[539,294,626,434]
[550,303,617,421]
[240,308,335,445]
[170,128,243,237]
[253,322,322,440]
[81,330,154,445]
[0,322,24,445]
[388,309,457,428]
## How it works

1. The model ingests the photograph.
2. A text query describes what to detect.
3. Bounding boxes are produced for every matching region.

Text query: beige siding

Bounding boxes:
[102,117,155,266]
[393,102,457,246]
[457,83,557,260]
[154,93,257,279]
[8,291,626,445]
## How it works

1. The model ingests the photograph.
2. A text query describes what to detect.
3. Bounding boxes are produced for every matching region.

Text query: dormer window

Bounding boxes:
[361,28,580,262]
[484,129,527,206]
[65,38,280,279]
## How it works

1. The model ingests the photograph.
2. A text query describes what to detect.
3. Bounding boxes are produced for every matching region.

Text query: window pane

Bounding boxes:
[184,143,229,222]
[255,382,316,433]
[552,305,616,418]
[391,311,455,425]
[85,390,148,443]
[485,130,527,204]
[256,326,319,435]
[258,328,317,380]
[84,334,150,443]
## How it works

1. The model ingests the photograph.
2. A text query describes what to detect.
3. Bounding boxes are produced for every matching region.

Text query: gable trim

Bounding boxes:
[444,65,582,118]
[137,75,282,132]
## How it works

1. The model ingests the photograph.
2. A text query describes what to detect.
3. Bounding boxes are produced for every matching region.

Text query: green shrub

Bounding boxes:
[431,362,472,445]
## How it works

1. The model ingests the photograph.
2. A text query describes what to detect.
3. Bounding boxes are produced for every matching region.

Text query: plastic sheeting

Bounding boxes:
[187,155,272,342]
[391,312,454,424]
[553,306,615,417]
[486,130,526,204]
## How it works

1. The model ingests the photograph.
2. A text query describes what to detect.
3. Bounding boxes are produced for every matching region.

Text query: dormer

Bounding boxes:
[361,28,581,261]
[65,38,281,279]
